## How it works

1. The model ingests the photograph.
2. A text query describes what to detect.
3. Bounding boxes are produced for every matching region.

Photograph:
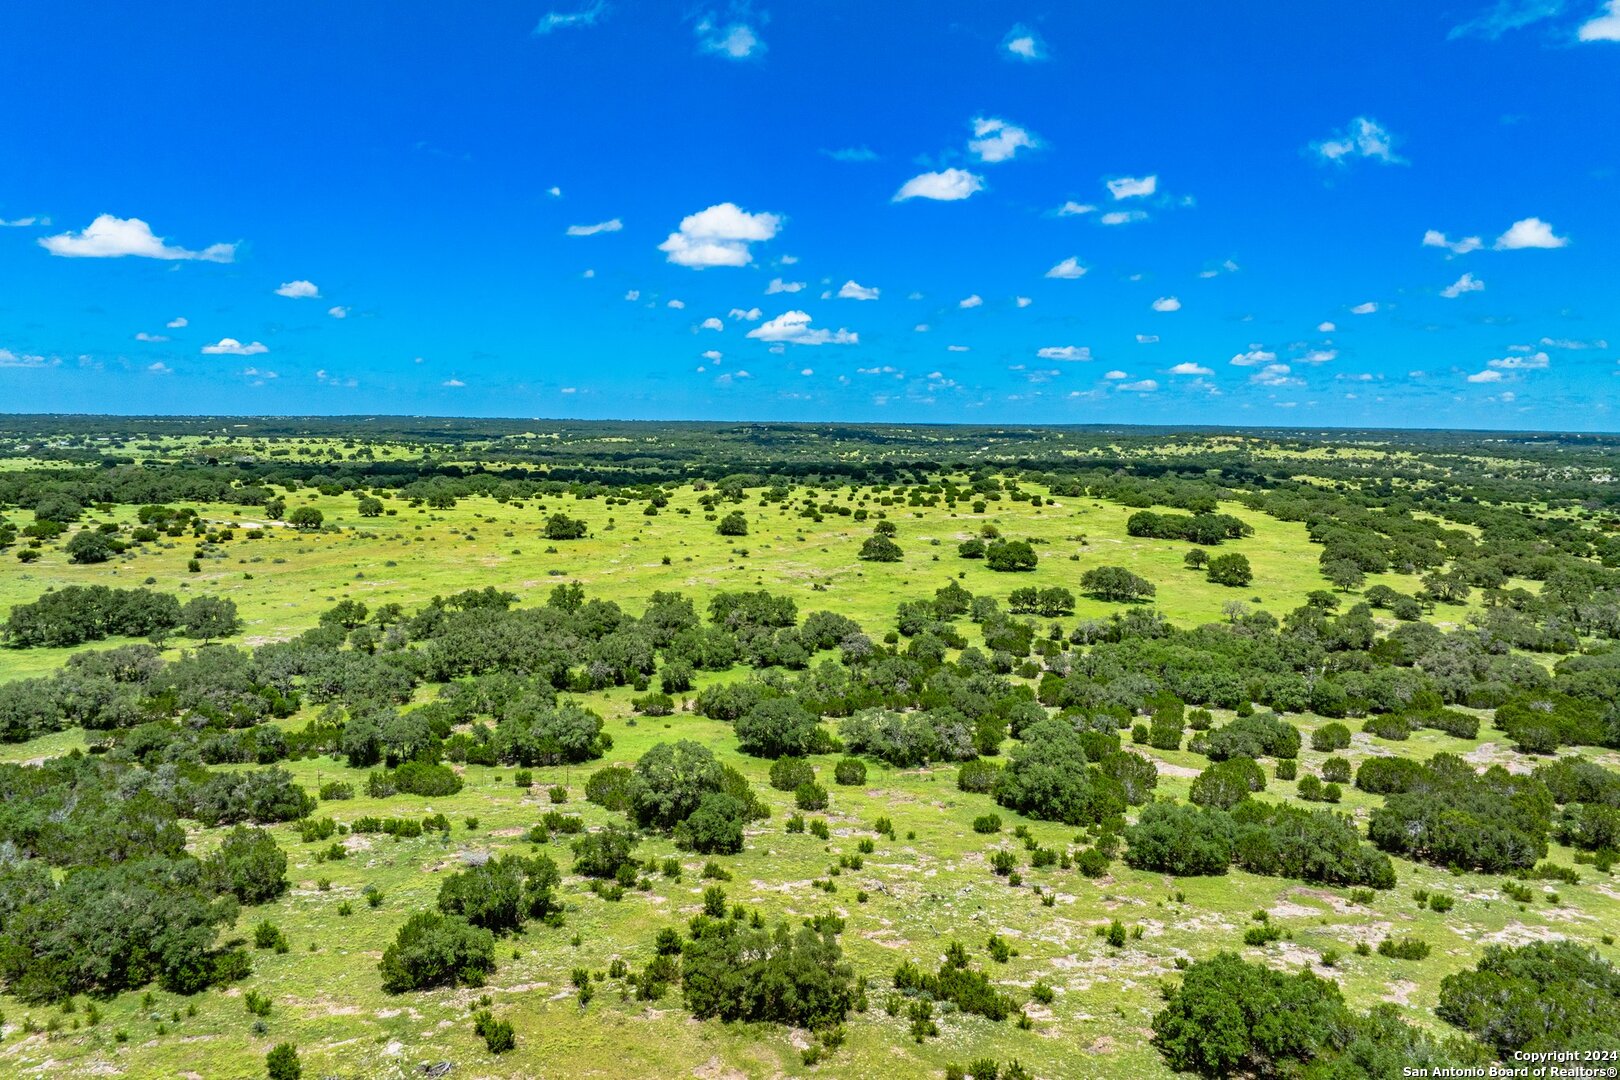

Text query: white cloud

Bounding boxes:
[1494,357,1544,377]
[800,368,814,376]
[1494,216,1569,250]
[1541,336,1608,349]
[839,280,880,301]
[1251,363,1301,387]
[659,202,781,268]
[1151,296,1181,312]
[968,117,1038,163]
[894,168,985,202]
[547,186,562,197]
[1104,369,1128,380]
[1422,229,1483,255]
[728,307,762,321]
[582,268,595,278]
[1301,349,1339,364]
[1230,346,1277,366]
[1101,210,1148,226]
[695,14,765,60]
[1579,0,1620,39]
[40,214,236,262]
[146,362,171,374]
[822,147,878,162]
[1015,296,1032,308]
[702,350,723,361]
[1107,175,1158,200]
[667,299,686,309]
[1045,257,1087,280]
[1168,362,1212,375]
[166,316,188,329]
[1350,301,1379,315]
[442,378,466,387]
[1037,345,1091,361]
[947,345,970,352]
[566,218,623,236]
[959,294,984,308]
[1316,321,1336,332]
[1467,369,1504,383]
[134,332,169,343]
[1135,334,1160,344]
[1118,379,1159,392]
[1310,116,1402,165]
[201,337,268,356]
[0,215,43,227]
[746,310,857,346]
[700,317,724,330]
[1001,23,1047,60]
[242,367,277,380]
[560,385,578,393]
[624,289,640,301]
[534,2,605,34]
[275,279,320,299]
[1056,201,1096,217]
[328,305,349,319]
[914,323,930,332]
[1440,272,1485,298]
[766,277,805,294]
[0,348,55,368]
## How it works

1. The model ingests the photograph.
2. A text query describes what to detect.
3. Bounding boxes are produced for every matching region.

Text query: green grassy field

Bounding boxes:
[0,471,1612,1079]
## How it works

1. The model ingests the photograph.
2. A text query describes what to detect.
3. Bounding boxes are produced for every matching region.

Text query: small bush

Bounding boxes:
[833,757,867,786]
[972,814,1003,834]
[794,782,829,811]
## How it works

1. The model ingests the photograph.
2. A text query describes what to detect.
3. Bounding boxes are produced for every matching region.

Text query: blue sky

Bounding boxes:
[1,1,1616,427]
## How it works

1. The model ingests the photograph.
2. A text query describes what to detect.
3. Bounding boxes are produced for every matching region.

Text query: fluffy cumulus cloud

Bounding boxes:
[1494,216,1569,249]
[1151,296,1181,312]
[40,214,236,262]
[134,332,168,343]
[894,168,985,202]
[1301,348,1339,364]
[1579,0,1620,39]
[746,310,857,346]
[839,280,880,301]
[1106,175,1157,200]
[201,337,268,356]
[1118,379,1159,392]
[1251,363,1301,387]
[566,218,623,236]
[1101,210,1148,226]
[1045,257,1087,280]
[0,347,55,368]
[1317,321,1336,333]
[1104,369,1128,380]
[700,317,724,330]
[694,10,765,59]
[1001,23,1047,60]
[1168,362,1213,375]
[1488,350,1550,370]
[766,278,804,294]
[1310,117,1402,165]
[959,294,984,308]
[1055,201,1096,217]
[534,1,605,34]
[1037,346,1091,361]
[1230,346,1277,366]
[968,117,1038,163]
[328,306,349,319]
[1350,301,1379,315]
[1441,272,1485,298]
[1467,369,1504,383]
[728,307,762,320]
[167,316,188,329]
[659,202,781,268]
[275,279,320,299]
[1423,229,1483,255]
